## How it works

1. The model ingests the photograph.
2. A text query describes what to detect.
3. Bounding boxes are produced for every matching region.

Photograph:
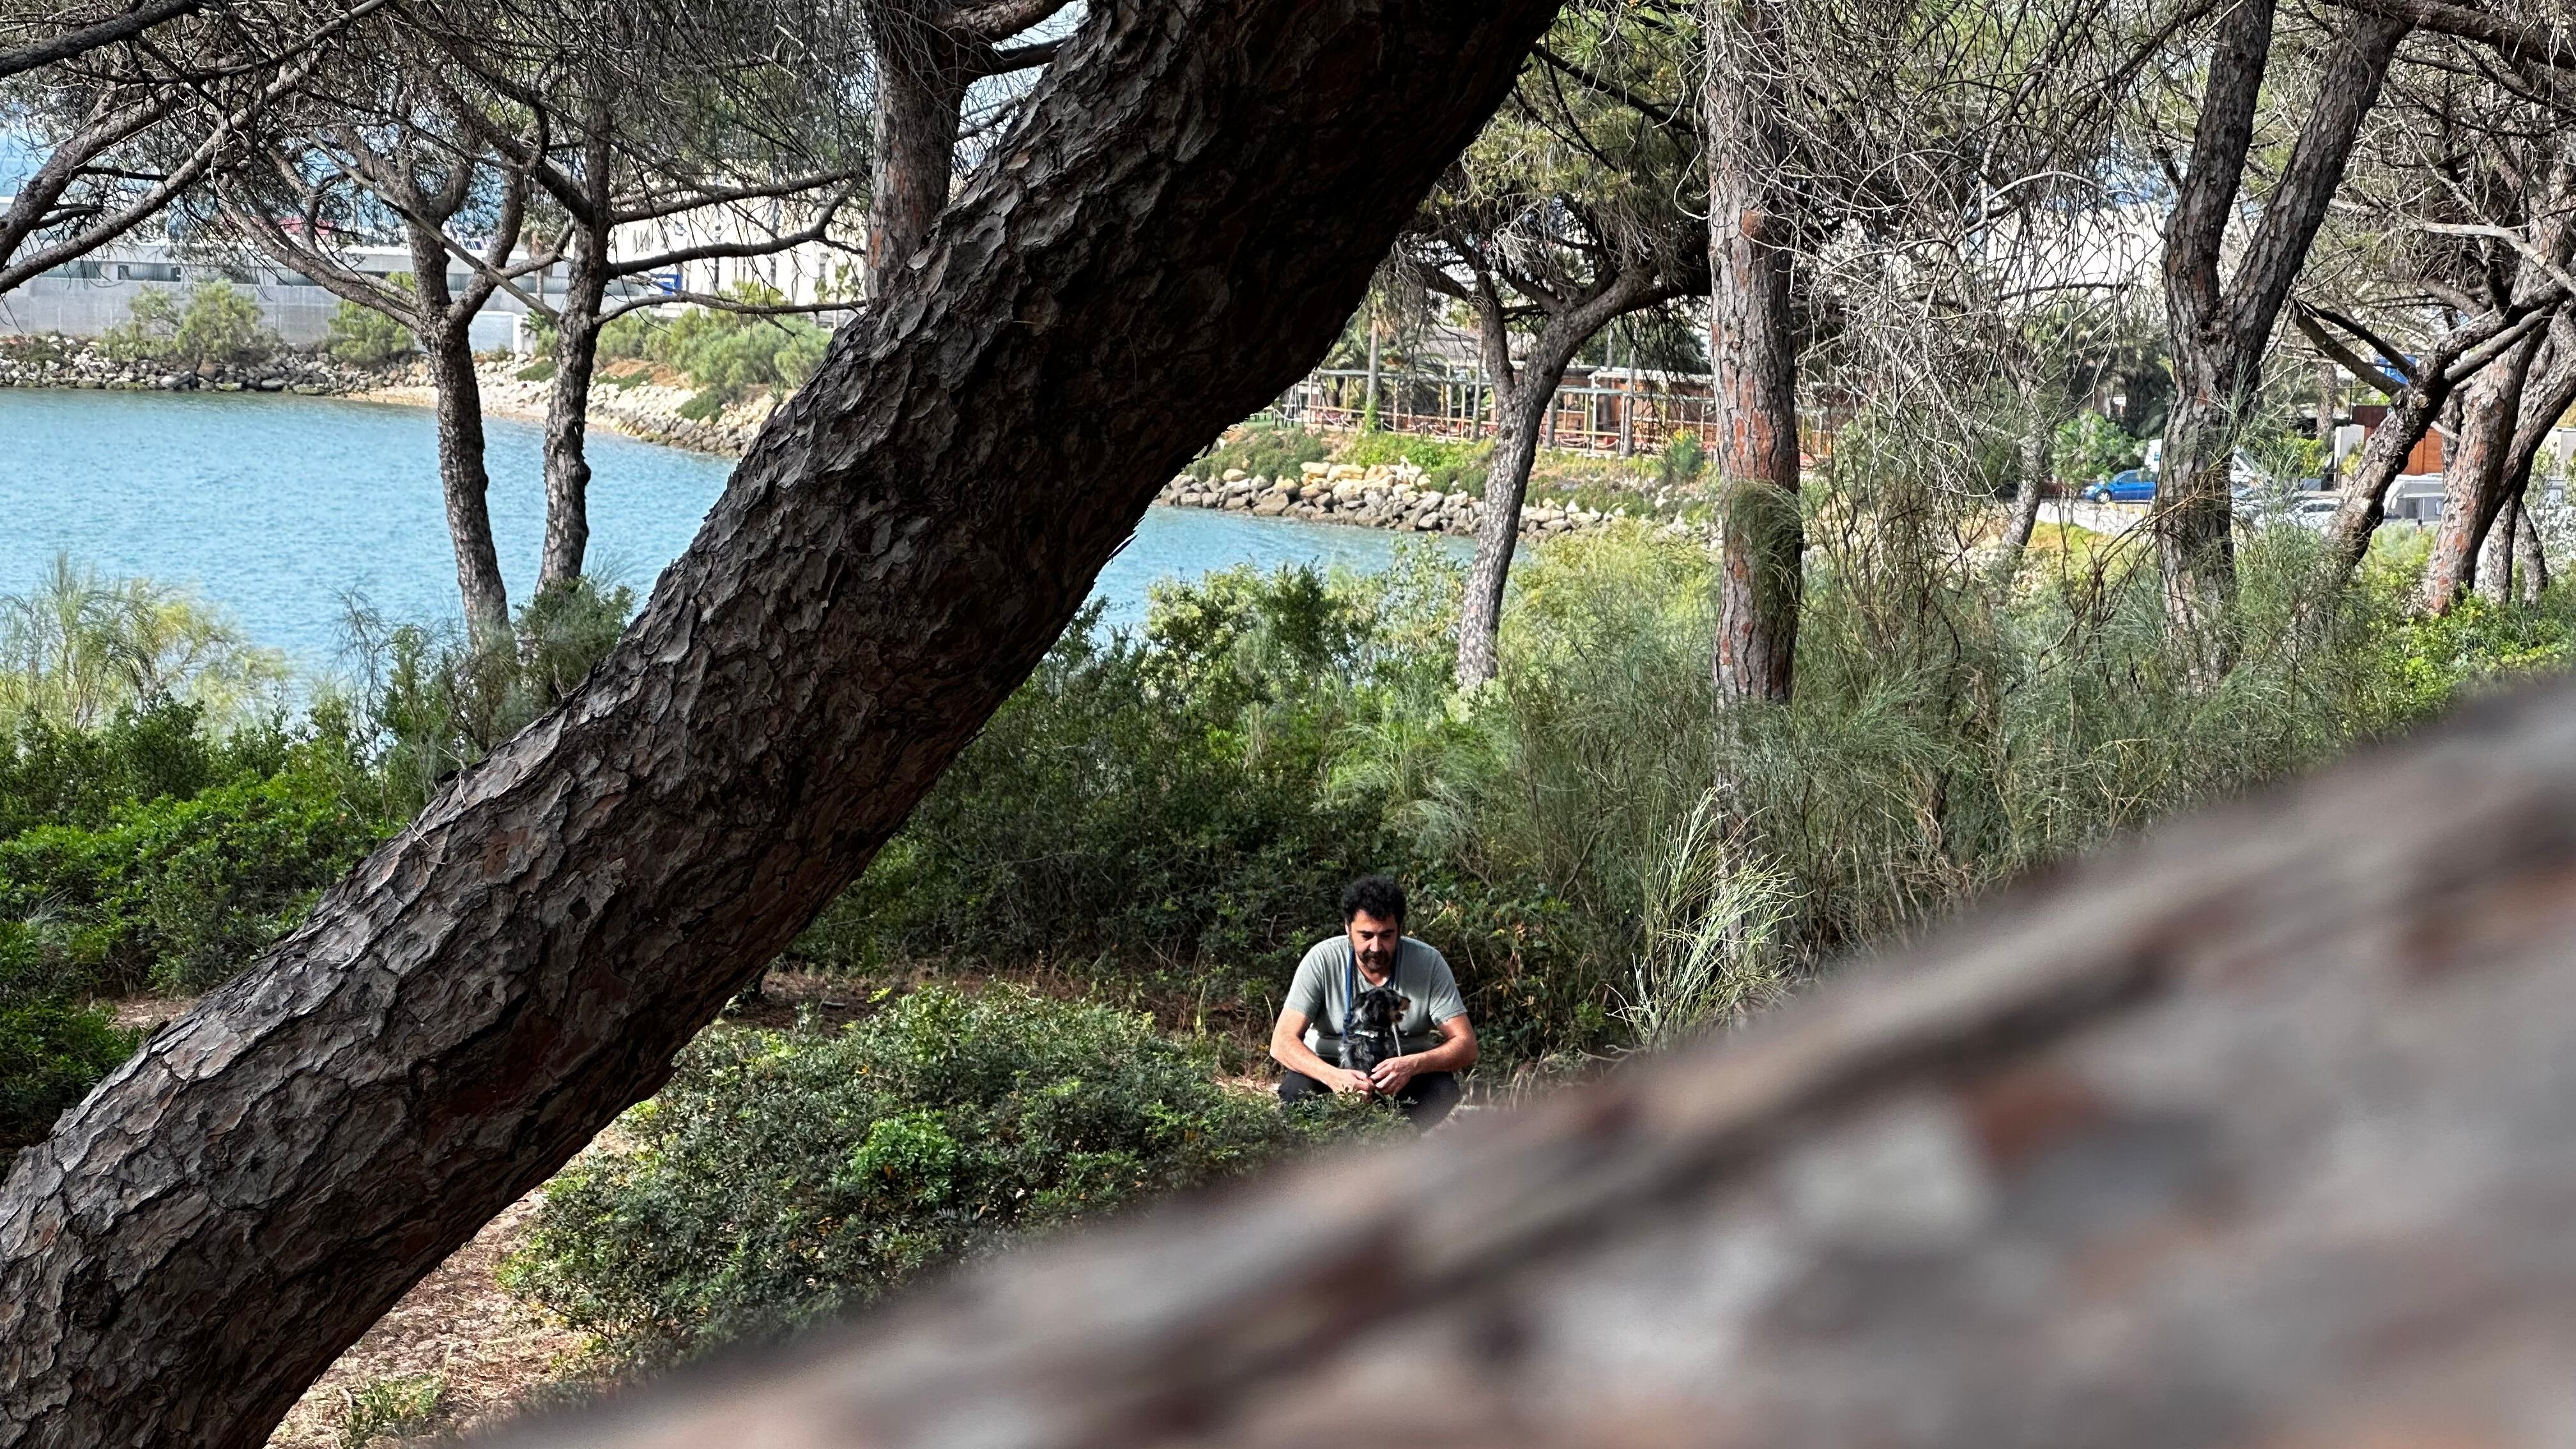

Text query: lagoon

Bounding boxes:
[0,388,1460,673]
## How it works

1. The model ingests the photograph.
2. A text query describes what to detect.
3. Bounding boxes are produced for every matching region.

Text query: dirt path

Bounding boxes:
[263,1186,586,1447]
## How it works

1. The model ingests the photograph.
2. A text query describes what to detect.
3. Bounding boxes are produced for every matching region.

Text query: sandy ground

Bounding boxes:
[263,1185,587,1447]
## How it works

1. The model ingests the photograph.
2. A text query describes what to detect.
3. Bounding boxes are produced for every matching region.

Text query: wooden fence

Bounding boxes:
[1280,367,1726,457]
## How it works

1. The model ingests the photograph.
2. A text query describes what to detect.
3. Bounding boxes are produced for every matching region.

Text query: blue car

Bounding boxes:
[2082,468,2154,503]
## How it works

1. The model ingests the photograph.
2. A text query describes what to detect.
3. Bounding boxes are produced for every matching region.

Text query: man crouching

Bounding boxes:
[1271,874,1477,1128]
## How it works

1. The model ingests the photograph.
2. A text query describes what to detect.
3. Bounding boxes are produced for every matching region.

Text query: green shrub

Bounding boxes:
[100,282,279,369]
[2052,410,2145,484]
[804,580,1395,1018]
[337,1372,445,1448]
[1197,423,1331,482]
[0,554,286,729]
[348,576,634,815]
[505,987,1366,1361]
[675,387,728,421]
[1656,431,1705,489]
[325,302,416,369]
[1335,430,1494,494]
[0,997,137,1163]
[0,746,386,997]
[514,358,557,383]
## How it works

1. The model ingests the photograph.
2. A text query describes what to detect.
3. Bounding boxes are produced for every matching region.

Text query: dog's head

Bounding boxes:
[1349,983,1407,1034]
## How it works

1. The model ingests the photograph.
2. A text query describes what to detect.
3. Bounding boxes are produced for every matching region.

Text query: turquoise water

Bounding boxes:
[0,389,1461,672]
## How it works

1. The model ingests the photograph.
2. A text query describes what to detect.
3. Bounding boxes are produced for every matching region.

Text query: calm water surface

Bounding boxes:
[0,389,1460,672]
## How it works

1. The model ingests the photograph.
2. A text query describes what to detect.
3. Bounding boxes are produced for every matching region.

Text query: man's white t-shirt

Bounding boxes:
[1284,933,1467,1057]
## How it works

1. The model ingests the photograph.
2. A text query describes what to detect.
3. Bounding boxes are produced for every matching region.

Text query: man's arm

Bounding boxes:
[1369,1014,1477,1094]
[1271,1009,1373,1094]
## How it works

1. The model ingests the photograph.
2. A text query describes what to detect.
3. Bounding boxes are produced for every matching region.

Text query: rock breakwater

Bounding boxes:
[0,334,391,394]
[1155,460,1675,542]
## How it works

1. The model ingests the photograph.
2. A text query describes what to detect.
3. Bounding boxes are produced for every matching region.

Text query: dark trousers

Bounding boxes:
[1279,1068,1461,1128]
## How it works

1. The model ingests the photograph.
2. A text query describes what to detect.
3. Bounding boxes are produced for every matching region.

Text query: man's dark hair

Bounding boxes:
[1340,873,1407,926]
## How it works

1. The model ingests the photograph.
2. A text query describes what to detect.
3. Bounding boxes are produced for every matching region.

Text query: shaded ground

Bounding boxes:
[263,1185,585,1448]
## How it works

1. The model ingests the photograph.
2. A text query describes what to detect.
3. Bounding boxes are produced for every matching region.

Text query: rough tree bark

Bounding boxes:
[1706,0,1801,705]
[422,315,511,634]
[480,672,2576,1449]
[2157,3,2405,652]
[0,3,1558,1445]
[540,201,612,592]
[2421,328,2544,611]
[864,0,1070,299]
[2306,296,2561,585]
[1453,269,1673,687]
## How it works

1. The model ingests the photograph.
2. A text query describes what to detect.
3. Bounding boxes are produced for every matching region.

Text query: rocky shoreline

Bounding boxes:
[0,334,393,394]
[1154,461,1674,542]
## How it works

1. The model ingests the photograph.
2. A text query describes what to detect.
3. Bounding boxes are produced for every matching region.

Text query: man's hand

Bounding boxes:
[1369,1054,1420,1095]
[1328,1066,1377,1095]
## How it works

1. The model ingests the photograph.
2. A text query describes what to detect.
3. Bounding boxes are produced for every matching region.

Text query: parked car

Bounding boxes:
[2082,468,2154,503]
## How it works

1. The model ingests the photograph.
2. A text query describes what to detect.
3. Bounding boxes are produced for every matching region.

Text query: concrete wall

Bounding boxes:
[0,268,517,351]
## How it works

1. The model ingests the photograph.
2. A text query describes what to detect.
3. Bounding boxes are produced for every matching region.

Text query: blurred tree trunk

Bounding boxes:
[1706,0,1800,706]
[0,3,1558,1445]
[1997,379,2054,576]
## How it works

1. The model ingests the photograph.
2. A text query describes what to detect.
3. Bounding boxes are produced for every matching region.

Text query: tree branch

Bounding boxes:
[0,0,198,82]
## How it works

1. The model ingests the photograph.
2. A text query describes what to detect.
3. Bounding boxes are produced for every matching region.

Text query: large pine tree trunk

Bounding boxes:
[0,4,1557,1444]
[1706,0,1800,706]
[539,226,610,592]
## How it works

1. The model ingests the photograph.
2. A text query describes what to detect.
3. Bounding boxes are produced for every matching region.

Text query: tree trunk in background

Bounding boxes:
[1453,364,1560,687]
[2479,493,2525,603]
[1707,0,1800,706]
[866,2,972,300]
[2517,501,2550,599]
[407,213,510,638]
[0,3,1558,1443]
[1999,408,2051,574]
[539,221,610,592]
[2421,329,2542,612]
[2323,381,2444,583]
[1452,268,1660,687]
[2158,3,2405,654]
[421,324,509,636]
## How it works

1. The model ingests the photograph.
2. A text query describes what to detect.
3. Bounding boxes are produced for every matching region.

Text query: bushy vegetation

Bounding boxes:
[324,300,417,369]
[505,986,1376,1363]
[0,569,638,1163]
[804,411,2576,1066]
[1194,419,1333,482]
[100,282,281,371]
[584,283,834,414]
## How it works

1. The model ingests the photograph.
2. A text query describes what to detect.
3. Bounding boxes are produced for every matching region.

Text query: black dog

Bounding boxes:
[1340,983,1409,1078]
